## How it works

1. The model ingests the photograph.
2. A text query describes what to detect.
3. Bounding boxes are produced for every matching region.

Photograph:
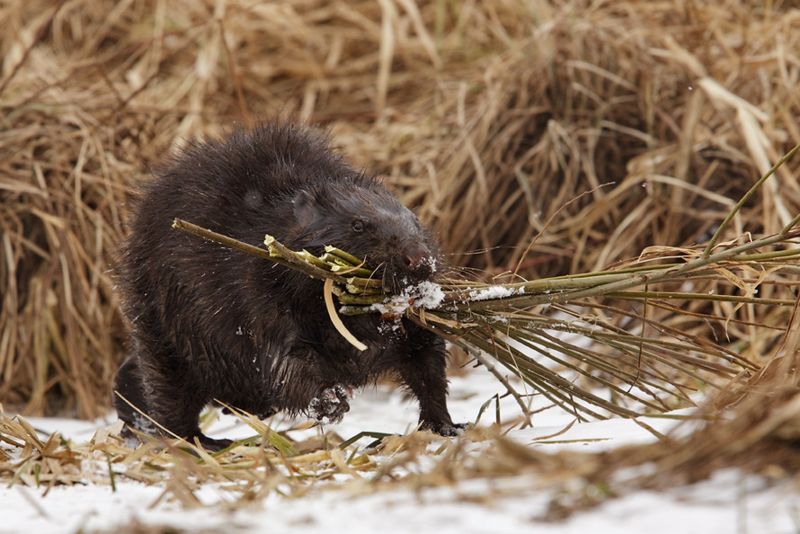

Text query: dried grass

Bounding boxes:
[1,0,799,460]
[0,406,386,508]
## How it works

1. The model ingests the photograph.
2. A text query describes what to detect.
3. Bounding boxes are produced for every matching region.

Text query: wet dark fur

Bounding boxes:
[114,123,461,449]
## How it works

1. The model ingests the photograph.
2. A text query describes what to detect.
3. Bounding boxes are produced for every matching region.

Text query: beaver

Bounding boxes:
[114,123,463,449]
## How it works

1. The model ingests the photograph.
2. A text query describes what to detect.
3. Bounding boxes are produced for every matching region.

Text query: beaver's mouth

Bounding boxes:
[381,257,437,295]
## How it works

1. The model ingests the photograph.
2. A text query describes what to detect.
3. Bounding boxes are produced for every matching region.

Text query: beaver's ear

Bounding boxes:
[293,189,319,227]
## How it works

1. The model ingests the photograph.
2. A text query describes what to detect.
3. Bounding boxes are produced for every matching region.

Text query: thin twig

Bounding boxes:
[705,143,800,255]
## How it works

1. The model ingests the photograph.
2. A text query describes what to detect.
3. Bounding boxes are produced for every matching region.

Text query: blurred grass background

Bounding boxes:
[1,0,798,418]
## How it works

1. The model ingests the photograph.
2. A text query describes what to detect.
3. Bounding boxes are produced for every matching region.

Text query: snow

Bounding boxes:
[367,282,525,323]
[369,280,446,317]
[411,280,446,309]
[466,285,525,301]
[2,366,798,533]
[2,460,797,533]
[0,476,781,534]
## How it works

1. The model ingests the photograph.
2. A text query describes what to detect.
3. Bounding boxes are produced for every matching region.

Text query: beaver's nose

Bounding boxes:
[402,243,431,269]
[404,254,424,269]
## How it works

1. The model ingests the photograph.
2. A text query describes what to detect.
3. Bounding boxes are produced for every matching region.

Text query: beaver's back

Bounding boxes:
[118,125,354,389]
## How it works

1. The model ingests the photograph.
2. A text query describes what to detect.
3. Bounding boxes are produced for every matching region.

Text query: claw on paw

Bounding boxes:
[308,385,351,424]
[421,421,467,437]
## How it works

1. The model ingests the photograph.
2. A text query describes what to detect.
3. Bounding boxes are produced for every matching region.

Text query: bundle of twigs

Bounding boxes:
[171,145,800,424]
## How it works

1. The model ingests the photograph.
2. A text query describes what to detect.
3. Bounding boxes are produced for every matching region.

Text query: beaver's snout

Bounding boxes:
[402,242,434,270]
[382,242,437,293]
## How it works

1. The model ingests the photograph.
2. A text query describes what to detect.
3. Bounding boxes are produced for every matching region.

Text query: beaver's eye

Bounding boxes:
[352,219,365,233]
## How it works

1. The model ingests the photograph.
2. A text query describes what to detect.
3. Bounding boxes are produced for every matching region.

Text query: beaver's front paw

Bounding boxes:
[194,433,233,452]
[421,420,468,437]
[308,385,351,424]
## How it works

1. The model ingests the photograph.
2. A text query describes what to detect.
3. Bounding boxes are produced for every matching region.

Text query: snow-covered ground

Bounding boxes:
[2,366,798,534]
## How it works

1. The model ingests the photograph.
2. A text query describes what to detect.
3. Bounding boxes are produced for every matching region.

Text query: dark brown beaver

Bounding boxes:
[114,123,463,449]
